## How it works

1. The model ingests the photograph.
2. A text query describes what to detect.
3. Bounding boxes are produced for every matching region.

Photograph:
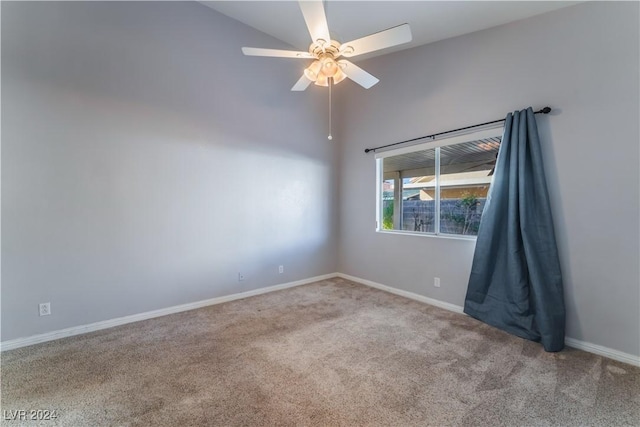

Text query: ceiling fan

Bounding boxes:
[241,1,412,91]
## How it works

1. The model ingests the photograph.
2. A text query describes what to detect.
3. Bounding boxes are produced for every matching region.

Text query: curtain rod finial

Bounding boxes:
[540,107,551,114]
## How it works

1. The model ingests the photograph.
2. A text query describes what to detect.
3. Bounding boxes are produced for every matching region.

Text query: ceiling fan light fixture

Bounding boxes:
[322,57,339,77]
[242,1,412,92]
[304,60,322,81]
[314,71,329,87]
[332,68,347,84]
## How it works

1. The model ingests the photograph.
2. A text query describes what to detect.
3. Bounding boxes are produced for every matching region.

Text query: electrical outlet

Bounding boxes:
[434,277,441,288]
[278,265,284,274]
[238,273,245,282]
[39,302,51,316]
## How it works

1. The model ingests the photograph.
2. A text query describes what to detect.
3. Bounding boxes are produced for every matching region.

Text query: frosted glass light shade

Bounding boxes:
[314,71,329,87]
[322,58,339,77]
[332,68,347,84]
[304,60,322,81]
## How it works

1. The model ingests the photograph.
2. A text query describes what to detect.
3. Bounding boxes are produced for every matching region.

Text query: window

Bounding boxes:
[376,127,502,237]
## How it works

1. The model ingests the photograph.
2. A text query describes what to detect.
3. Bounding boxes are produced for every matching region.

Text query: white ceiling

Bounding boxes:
[201,1,579,59]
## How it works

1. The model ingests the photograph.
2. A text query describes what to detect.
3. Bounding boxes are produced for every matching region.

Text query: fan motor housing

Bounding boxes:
[309,39,342,58]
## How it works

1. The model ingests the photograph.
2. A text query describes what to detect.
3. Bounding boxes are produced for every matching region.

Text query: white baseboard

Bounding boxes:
[4,272,639,367]
[337,273,640,367]
[0,273,337,352]
[564,337,640,367]
[336,273,465,314]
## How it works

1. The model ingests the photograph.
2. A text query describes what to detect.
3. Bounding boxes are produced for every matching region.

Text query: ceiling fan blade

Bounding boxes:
[291,74,312,91]
[299,1,330,43]
[337,60,379,89]
[242,47,314,59]
[340,24,412,58]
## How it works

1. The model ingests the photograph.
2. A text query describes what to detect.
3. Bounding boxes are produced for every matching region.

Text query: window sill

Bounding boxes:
[376,229,477,241]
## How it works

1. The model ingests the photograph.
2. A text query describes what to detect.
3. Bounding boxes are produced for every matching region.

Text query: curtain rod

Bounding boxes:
[364,107,552,154]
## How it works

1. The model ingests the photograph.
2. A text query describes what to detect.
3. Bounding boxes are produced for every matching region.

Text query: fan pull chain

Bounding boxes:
[328,78,333,140]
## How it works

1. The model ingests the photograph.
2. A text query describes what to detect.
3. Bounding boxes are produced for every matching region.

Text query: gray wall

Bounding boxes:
[2,1,638,359]
[2,2,338,341]
[336,2,639,357]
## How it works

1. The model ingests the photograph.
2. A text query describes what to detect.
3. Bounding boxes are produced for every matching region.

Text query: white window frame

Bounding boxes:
[375,126,504,239]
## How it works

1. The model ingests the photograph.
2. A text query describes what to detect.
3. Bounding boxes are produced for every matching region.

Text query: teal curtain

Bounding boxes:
[464,108,565,352]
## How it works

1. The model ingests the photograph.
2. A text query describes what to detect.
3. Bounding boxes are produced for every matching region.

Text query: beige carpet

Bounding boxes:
[2,278,639,426]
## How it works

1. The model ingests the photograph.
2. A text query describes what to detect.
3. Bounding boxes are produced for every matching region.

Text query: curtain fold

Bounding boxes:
[464,107,565,352]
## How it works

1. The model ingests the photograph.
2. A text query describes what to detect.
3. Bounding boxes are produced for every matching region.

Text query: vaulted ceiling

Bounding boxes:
[201,1,579,60]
